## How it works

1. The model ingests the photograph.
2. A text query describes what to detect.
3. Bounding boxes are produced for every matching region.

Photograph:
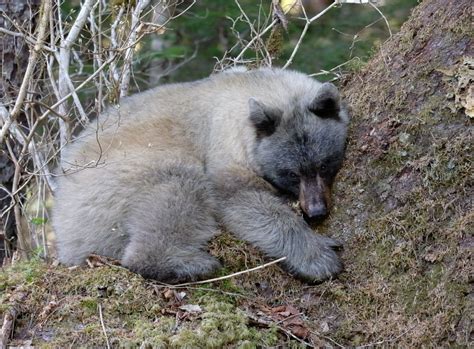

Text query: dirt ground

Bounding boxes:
[1,0,472,347]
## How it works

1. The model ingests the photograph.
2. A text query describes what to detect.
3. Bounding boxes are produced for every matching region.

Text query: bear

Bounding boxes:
[53,67,350,283]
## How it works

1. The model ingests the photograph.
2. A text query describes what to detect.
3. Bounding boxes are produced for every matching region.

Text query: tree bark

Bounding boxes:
[323,0,472,345]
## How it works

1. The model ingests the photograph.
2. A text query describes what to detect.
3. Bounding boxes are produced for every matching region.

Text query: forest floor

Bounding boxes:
[1,0,472,347]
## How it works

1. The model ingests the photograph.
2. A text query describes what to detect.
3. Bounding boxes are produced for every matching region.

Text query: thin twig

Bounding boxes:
[247,312,314,348]
[120,0,152,97]
[0,27,55,52]
[310,57,361,79]
[310,330,345,348]
[277,324,314,347]
[233,18,278,63]
[168,257,286,287]
[39,54,119,122]
[98,303,111,349]
[368,1,392,37]
[108,5,125,86]
[283,1,338,69]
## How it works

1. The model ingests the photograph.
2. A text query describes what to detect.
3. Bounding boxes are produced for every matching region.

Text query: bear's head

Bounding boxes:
[249,82,349,220]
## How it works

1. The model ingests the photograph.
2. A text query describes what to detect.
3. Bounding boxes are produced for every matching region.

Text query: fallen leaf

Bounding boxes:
[179,304,202,313]
[85,254,121,268]
[260,304,310,339]
[162,288,174,300]
[289,324,310,339]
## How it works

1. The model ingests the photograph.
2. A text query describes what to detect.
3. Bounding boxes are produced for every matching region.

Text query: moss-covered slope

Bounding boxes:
[328,0,472,345]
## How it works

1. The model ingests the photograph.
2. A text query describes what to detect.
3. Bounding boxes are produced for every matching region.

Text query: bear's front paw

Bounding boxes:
[285,236,343,283]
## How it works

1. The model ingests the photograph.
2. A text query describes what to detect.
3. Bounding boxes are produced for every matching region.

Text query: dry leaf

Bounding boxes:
[179,304,202,313]
[162,289,174,300]
[85,254,121,268]
[262,304,310,339]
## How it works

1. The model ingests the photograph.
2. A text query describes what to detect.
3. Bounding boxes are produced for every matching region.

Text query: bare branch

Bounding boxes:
[120,0,152,97]
[283,1,338,69]
[0,27,55,52]
[233,19,278,64]
[0,0,51,144]
[57,0,97,146]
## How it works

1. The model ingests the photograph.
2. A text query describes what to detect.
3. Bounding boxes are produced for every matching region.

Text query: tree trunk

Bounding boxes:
[321,0,472,345]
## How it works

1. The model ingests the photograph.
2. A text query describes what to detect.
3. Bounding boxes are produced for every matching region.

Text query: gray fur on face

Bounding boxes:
[53,68,349,283]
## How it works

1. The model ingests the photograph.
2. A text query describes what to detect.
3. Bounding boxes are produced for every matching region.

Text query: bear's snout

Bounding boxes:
[299,176,331,219]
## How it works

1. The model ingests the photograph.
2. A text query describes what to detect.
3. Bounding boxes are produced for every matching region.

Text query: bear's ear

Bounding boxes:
[248,98,282,137]
[309,82,341,119]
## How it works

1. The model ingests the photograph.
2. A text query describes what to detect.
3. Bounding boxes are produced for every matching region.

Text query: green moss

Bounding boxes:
[172,296,269,347]
[121,295,281,348]
[0,257,295,347]
[0,256,44,291]
[126,318,174,348]
[83,323,101,334]
[80,297,98,312]
[345,58,367,73]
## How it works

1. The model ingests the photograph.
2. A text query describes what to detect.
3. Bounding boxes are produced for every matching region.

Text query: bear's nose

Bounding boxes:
[306,202,327,219]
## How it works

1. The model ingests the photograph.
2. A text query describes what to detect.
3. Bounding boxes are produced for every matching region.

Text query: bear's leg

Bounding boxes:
[121,168,221,283]
[216,171,342,282]
[122,238,221,283]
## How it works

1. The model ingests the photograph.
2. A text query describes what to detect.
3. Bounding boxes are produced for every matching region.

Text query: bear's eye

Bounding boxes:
[288,172,298,179]
[279,169,299,180]
[320,164,327,172]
